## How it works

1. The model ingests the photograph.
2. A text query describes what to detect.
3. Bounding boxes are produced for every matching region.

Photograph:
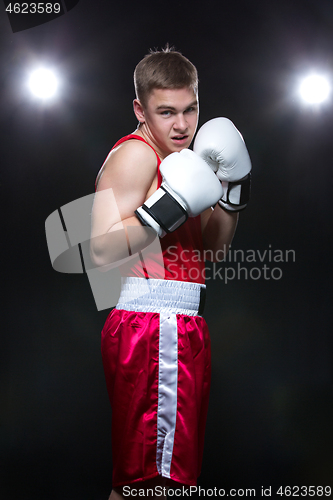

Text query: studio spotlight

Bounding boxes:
[28,67,59,100]
[299,74,331,105]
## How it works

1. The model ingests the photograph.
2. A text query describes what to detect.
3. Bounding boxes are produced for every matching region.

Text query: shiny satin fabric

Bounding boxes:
[98,135,211,487]
[101,308,211,487]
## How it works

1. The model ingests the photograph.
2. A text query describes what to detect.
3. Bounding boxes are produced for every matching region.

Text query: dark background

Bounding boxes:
[1,0,332,498]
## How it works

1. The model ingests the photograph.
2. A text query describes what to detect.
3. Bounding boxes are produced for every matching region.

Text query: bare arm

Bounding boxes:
[201,205,239,262]
[90,140,158,267]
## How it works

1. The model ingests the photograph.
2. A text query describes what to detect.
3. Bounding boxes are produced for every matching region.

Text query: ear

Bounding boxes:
[133,99,145,123]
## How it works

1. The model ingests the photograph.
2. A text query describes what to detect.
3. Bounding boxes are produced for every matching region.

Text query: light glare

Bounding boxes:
[28,68,58,100]
[299,74,331,104]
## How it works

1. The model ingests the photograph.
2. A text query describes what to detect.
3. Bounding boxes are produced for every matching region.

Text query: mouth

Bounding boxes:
[171,135,189,145]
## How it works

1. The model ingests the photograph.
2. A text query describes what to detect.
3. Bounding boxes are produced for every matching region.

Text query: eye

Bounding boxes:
[185,106,196,113]
[161,110,172,116]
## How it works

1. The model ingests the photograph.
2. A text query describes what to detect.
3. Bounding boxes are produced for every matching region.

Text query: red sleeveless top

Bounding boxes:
[98,134,206,284]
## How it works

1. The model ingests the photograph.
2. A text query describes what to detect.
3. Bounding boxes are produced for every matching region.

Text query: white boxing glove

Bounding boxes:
[135,149,223,237]
[194,117,252,211]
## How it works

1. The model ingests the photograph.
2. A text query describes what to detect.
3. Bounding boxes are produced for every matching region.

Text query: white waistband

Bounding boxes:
[116,277,205,316]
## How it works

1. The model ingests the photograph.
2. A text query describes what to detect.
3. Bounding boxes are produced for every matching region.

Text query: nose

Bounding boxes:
[174,113,187,132]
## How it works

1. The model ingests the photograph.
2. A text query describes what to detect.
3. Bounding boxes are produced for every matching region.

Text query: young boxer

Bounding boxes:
[90,47,251,500]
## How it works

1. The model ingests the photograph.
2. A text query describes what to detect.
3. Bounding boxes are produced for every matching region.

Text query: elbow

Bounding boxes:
[89,243,108,268]
[89,235,113,268]
[89,231,129,268]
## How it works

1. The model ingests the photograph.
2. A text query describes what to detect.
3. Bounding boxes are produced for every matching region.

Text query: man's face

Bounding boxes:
[139,87,199,157]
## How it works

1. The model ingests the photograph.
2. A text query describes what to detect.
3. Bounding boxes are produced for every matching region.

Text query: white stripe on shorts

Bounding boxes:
[156,311,178,477]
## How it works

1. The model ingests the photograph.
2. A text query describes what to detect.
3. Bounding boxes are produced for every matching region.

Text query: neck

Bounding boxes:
[132,125,167,160]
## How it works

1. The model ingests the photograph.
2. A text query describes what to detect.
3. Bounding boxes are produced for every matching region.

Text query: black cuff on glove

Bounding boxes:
[219,173,251,212]
[135,186,188,234]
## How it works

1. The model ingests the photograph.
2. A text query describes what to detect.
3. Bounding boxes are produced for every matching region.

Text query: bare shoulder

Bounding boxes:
[96,139,158,192]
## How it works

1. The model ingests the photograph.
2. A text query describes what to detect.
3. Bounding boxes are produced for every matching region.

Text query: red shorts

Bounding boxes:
[101,278,211,487]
